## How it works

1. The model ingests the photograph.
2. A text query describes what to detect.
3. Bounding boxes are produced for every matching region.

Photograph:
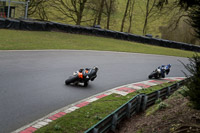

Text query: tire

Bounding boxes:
[83,82,88,87]
[148,75,153,79]
[148,72,156,79]
[90,75,97,81]
[65,76,78,85]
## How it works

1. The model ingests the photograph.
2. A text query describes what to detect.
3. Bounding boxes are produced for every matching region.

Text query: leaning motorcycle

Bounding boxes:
[65,66,98,87]
[148,64,171,79]
[148,68,163,79]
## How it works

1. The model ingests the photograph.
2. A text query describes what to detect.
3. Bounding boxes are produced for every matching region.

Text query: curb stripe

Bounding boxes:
[116,87,136,93]
[164,78,177,82]
[128,85,142,90]
[96,94,108,99]
[175,77,185,80]
[19,127,37,133]
[64,106,79,114]
[32,121,48,129]
[48,112,66,121]
[149,80,164,84]
[133,83,151,88]
[75,101,90,108]
[87,97,99,102]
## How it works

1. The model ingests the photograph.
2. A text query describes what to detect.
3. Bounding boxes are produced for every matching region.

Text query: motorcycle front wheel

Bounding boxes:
[65,76,78,85]
[148,72,156,79]
[148,75,153,79]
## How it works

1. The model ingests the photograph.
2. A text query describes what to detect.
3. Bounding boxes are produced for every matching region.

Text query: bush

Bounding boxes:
[181,53,200,109]
[177,86,189,97]
[155,98,162,104]
[158,102,168,110]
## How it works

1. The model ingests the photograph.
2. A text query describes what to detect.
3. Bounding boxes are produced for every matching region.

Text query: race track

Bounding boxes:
[0,50,189,133]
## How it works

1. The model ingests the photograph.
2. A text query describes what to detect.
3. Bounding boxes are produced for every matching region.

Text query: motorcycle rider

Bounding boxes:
[157,64,171,78]
[77,66,98,80]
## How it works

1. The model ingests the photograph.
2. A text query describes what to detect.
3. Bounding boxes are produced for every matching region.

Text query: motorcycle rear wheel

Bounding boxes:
[83,82,88,87]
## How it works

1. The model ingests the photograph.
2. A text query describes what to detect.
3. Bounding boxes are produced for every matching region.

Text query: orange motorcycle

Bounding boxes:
[65,66,98,87]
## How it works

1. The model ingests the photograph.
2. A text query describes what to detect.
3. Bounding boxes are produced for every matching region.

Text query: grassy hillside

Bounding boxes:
[35,0,177,36]
[0,29,194,57]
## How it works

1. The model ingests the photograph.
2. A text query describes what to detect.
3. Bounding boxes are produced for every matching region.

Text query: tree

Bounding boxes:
[97,0,106,25]
[88,0,106,26]
[22,0,49,20]
[85,0,98,26]
[121,0,130,32]
[143,0,157,35]
[189,6,200,39]
[158,0,200,39]
[105,0,117,29]
[128,0,135,33]
[181,53,200,109]
[51,0,88,25]
[36,1,49,20]
[120,0,136,33]
[86,0,116,28]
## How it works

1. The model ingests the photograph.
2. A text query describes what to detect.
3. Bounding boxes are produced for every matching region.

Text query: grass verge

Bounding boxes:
[0,29,194,57]
[35,81,176,133]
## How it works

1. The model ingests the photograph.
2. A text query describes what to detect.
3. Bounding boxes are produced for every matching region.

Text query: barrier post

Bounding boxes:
[167,87,171,96]
[156,90,160,99]
[141,95,148,111]
[93,128,98,133]
[126,102,131,118]
[136,95,142,112]
[7,0,11,18]
[176,82,180,89]
[25,0,29,19]
[111,113,118,132]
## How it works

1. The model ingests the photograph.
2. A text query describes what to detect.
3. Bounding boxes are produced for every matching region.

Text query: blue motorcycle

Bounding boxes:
[148,64,171,79]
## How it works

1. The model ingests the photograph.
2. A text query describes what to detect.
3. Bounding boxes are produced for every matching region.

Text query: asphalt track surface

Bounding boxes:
[0,50,189,133]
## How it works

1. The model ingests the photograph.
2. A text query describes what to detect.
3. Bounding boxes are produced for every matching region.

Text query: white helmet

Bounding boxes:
[157,69,161,73]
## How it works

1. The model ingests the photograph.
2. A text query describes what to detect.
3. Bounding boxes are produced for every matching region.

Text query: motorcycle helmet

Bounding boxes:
[167,64,171,68]
[157,69,161,73]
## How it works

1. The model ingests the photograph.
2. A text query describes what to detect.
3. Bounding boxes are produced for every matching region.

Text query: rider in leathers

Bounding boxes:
[157,64,171,78]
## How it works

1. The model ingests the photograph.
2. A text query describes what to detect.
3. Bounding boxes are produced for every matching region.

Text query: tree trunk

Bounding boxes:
[121,0,130,32]
[76,13,81,25]
[97,0,106,25]
[76,0,87,25]
[143,0,150,35]
[93,16,97,26]
[106,0,113,29]
[128,0,135,33]
[107,11,111,29]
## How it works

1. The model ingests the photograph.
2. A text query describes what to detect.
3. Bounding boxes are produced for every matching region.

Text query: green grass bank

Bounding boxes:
[0,29,194,57]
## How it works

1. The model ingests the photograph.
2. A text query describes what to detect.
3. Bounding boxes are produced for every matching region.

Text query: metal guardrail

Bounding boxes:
[85,79,186,133]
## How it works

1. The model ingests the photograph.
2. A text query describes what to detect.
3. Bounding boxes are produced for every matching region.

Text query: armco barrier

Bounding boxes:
[85,95,142,133]
[5,19,20,29]
[0,18,200,52]
[85,79,185,133]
